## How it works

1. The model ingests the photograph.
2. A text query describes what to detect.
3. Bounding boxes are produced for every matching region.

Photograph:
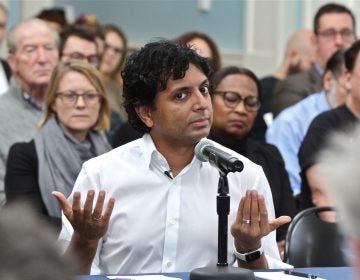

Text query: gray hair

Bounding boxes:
[319,124,360,238]
[7,18,59,53]
[0,202,76,279]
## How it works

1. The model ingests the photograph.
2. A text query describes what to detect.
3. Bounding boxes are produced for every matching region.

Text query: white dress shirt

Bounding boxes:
[58,134,290,274]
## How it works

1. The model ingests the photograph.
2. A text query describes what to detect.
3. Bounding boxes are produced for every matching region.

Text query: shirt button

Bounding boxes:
[166,261,172,268]
[169,219,176,225]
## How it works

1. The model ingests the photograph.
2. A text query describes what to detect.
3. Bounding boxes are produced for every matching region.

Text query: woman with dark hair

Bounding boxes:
[209,66,296,258]
[174,31,221,73]
[100,24,128,122]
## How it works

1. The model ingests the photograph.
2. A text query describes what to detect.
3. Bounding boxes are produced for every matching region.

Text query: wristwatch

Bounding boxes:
[233,244,264,262]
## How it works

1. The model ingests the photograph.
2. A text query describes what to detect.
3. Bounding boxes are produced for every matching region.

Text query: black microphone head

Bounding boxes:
[195,138,212,162]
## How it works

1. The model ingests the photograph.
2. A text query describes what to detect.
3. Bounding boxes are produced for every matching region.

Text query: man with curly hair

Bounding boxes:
[54,40,291,275]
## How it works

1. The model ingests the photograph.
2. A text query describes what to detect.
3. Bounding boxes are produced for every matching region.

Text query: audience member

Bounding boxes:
[298,40,360,212]
[0,3,11,95]
[251,29,315,141]
[0,202,75,280]
[0,18,59,206]
[272,3,355,117]
[100,24,128,121]
[60,25,100,67]
[75,14,105,55]
[59,25,121,132]
[54,40,291,274]
[266,50,347,196]
[5,60,111,232]
[208,66,296,258]
[36,7,68,32]
[319,125,360,277]
[174,30,221,73]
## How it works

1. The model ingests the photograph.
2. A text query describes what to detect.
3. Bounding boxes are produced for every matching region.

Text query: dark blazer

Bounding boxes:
[272,64,322,117]
[5,140,61,232]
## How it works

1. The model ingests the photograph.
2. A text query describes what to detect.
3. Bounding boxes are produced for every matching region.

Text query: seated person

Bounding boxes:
[53,40,291,275]
[297,40,360,220]
[266,50,347,196]
[5,60,112,232]
[208,66,296,257]
[0,202,75,279]
[319,125,360,275]
[100,24,128,122]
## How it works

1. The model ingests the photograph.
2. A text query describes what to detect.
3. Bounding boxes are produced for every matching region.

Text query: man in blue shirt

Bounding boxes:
[266,50,347,195]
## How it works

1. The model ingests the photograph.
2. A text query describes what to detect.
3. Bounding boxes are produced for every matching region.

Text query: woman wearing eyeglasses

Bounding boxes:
[5,60,112,233]
[100,24,128,122]
[208,66,296,259]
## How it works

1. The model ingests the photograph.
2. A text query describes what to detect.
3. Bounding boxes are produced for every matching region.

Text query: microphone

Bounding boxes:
[195,139,244,173]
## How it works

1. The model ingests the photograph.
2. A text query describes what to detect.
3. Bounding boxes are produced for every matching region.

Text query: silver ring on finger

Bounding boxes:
[242,218,251,225]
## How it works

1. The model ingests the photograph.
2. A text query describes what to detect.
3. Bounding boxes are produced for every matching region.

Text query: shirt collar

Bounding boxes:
[314,63,324,76]
[140,133,203,175]
[21,92,43,113]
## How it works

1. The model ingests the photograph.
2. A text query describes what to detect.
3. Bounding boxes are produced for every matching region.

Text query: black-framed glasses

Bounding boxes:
[215,91,260,112]
[56,91,101,106]
[104,43,124,54]
[62,52,100,66]
[317,28,355,41]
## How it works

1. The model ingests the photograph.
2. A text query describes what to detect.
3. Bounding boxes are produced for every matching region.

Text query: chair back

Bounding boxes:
[284,206,347,267]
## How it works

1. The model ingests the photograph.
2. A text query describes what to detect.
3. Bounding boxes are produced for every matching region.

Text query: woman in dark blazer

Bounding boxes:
[209,66,297,258]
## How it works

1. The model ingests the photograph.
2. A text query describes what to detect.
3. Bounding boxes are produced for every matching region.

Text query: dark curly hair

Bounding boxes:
[122,40,211,134]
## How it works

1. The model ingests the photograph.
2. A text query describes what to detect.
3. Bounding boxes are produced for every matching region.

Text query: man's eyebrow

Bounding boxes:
[170,78,209,92]
[200,78,209,86]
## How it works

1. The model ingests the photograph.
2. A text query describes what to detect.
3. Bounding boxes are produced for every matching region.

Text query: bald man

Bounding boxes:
[252,29,315,141]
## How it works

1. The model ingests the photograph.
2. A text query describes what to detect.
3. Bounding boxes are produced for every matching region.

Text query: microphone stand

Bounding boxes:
[190,169,255,280]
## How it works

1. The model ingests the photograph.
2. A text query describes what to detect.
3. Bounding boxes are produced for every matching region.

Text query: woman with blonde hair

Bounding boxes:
[5,60,112,232]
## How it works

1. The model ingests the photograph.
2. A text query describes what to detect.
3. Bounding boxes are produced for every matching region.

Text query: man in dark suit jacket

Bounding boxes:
[272,3,356,117]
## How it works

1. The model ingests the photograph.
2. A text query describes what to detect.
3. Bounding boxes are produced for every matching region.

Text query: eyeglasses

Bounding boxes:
[104,43,124,54]
[317,28,355,41]
[215,91,260,112]
[56,91,101,106]
[62,52,100,66]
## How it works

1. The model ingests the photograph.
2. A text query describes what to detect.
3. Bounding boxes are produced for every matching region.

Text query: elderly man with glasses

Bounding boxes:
[0,18,59,206]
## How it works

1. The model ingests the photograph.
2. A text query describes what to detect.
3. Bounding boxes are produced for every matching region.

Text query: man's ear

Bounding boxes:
[323,70,333,93]
[345,69,352,92]
[135,105,154,129]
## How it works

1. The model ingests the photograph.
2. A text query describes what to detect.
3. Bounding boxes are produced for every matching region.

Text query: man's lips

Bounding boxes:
[34,69,52,75]
[190,117,211,127]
